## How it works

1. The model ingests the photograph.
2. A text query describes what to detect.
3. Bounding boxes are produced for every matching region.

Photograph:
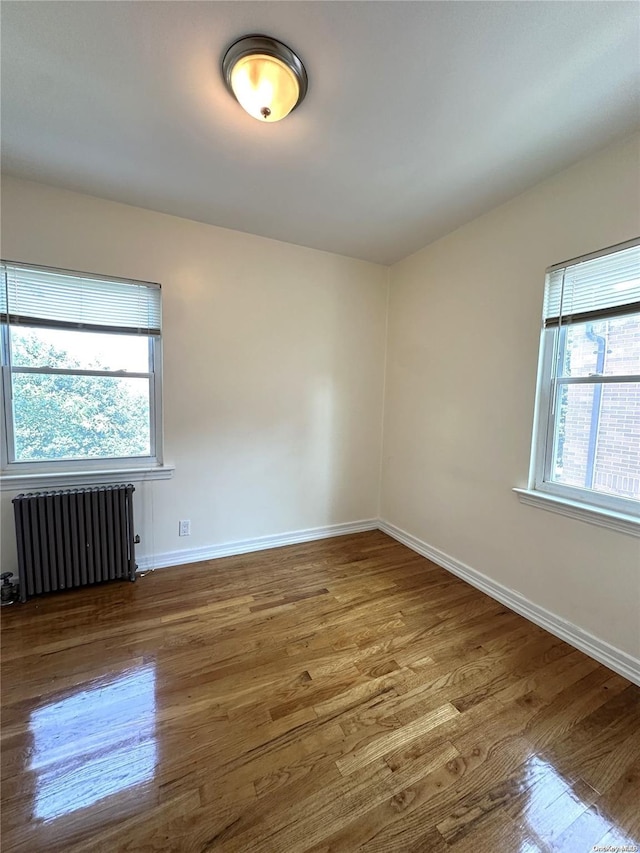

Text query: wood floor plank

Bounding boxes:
[1,530,638,853]
[335,703,459,777]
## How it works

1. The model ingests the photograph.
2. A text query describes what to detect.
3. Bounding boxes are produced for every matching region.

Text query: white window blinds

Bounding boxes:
[0,262,161,335]
[543,239,640,328]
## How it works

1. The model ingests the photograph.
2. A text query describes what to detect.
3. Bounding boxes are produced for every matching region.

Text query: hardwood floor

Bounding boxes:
[1,530,639,852]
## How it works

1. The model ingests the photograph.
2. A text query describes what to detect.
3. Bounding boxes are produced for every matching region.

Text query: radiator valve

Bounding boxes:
[0,572,18,606]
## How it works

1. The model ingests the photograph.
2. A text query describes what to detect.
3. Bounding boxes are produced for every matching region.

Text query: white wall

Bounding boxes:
[0,176,389,570]
[2,136,638,667]
[381,133,640,660]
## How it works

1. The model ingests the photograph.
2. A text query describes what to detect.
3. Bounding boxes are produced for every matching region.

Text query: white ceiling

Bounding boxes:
[2,1,639,265]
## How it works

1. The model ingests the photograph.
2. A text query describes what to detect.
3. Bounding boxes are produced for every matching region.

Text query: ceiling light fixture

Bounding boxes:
[222,35,308,123]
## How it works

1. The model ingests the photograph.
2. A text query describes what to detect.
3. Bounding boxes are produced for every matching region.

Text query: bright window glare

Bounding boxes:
[10,326,149,373]
[12,374,151,461]
[560,316,640,378]
[552,382,640,501]
[8,324,154,462]
[30,666,156,821]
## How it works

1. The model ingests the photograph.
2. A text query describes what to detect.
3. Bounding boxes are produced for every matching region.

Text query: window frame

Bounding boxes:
[0,261,165,477]
[528,239,640,520]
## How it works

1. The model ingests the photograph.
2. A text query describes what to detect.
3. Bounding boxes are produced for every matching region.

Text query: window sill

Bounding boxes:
[513,488,640,538]
[0,465,175,492]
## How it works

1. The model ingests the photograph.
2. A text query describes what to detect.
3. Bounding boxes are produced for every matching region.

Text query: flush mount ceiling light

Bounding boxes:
[222,35,308,123]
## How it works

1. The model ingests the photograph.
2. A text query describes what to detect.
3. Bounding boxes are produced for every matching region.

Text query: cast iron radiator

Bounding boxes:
[12,485,137,602]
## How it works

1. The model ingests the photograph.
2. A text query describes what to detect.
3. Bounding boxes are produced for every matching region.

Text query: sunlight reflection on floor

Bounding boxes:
[519,754,638,851]
[29,664,157,821]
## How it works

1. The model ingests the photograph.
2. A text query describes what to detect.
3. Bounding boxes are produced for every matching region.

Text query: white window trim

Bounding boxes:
[513,488,640,537]
[529,326,640,516]
[0,464,175,492]
[520,238,640,532]
[1,337,165,473]
[1,262,168,483]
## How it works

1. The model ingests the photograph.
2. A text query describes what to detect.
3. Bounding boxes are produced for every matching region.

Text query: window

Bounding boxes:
[1,262,163,475]
[528,238,640,519]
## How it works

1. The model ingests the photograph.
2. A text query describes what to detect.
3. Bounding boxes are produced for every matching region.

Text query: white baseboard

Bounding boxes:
[134,514,639,687]
[136,518,378,572]
[378,519,640,688]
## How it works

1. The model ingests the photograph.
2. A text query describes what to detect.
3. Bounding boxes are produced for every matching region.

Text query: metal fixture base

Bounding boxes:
[222,34,308,113]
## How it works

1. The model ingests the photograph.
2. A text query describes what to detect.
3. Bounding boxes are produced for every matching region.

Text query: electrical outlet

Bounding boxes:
[179,519,191,537]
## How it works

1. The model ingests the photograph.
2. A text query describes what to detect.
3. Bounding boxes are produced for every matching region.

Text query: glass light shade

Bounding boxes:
[230,54,300,122]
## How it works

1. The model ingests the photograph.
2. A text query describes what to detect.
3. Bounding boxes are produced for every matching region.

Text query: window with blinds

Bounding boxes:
[543,242,640,327]
[530,238,640,516]
[1,261,163,469]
